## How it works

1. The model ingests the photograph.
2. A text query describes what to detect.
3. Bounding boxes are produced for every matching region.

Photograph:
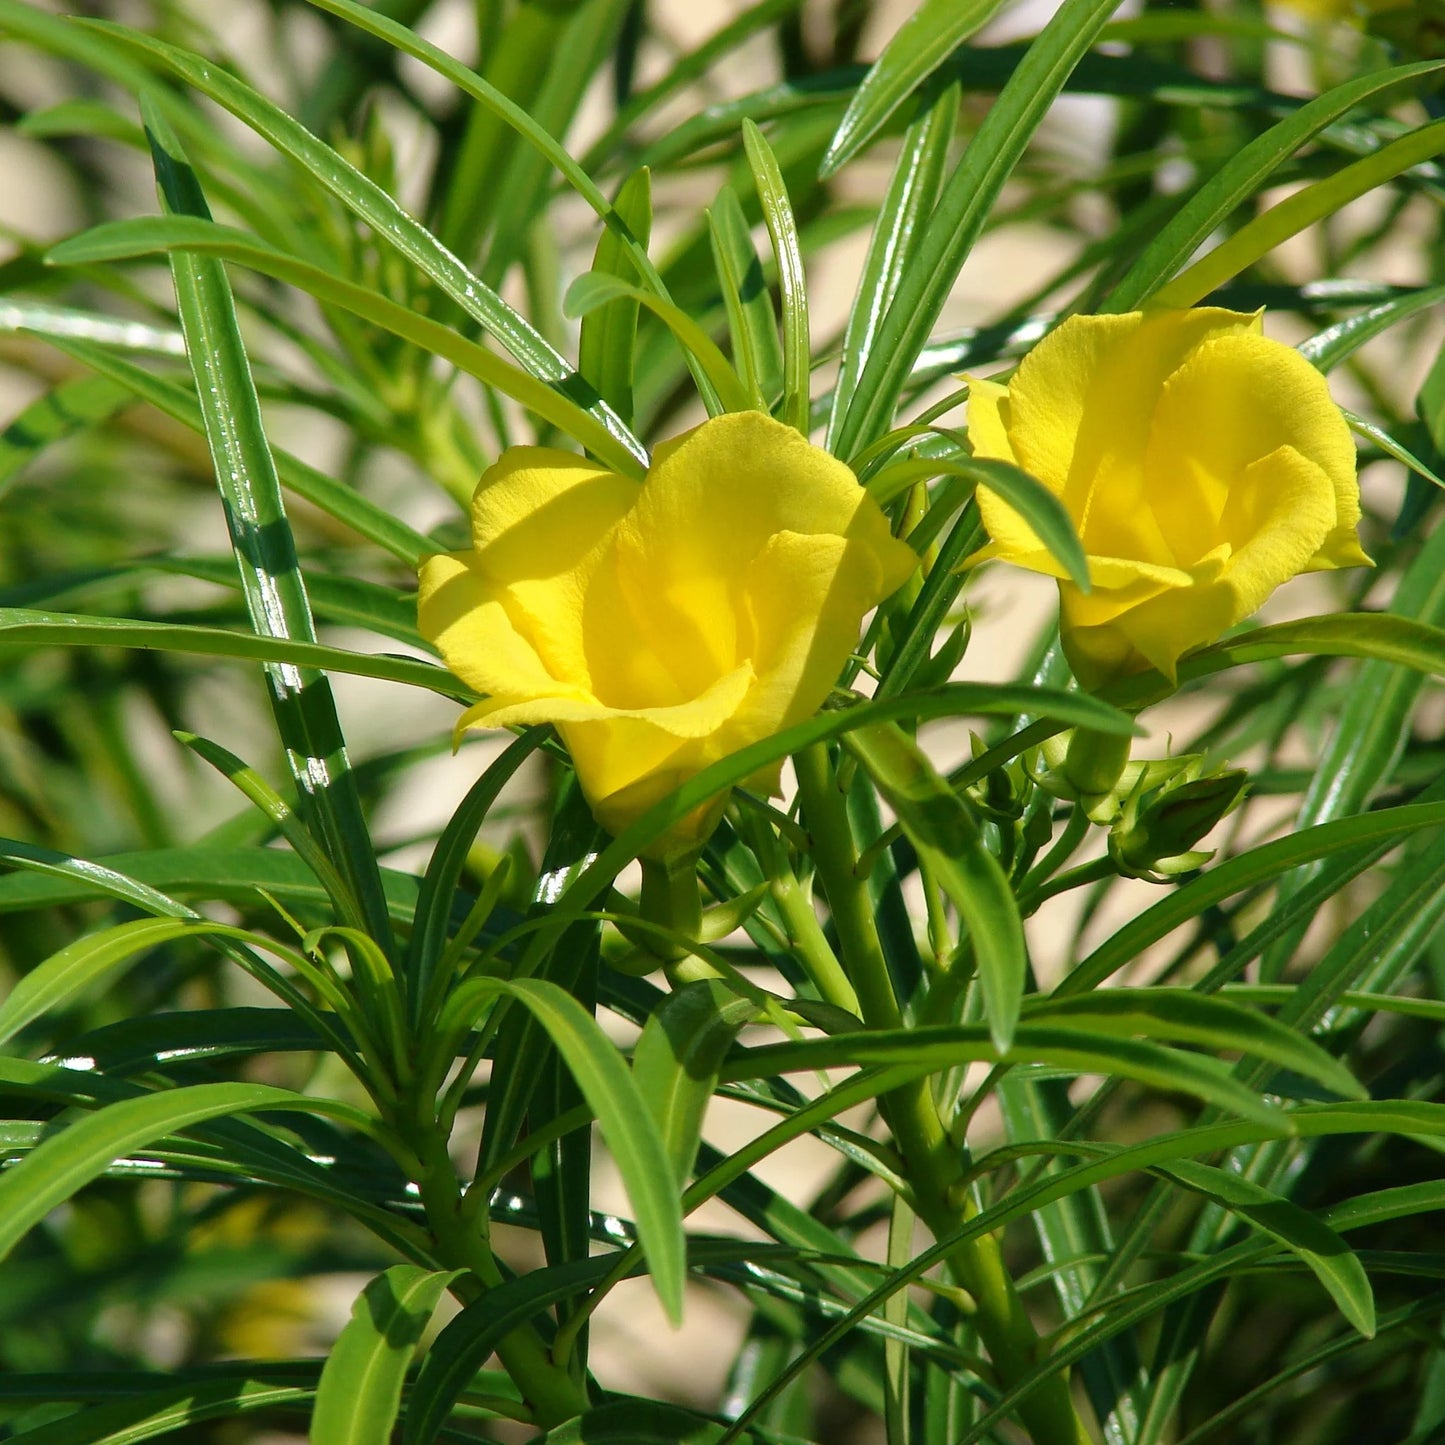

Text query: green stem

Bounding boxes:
[638,852,703,961]
[416,1131,590,1428]
[744,809,861,1015]
[1062,727,1132,799]
[1020,856,1116,915]
[795,743,1091,1445]
[1017,805,1091,898]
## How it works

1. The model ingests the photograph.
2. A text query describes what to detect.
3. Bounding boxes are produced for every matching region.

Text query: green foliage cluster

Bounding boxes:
[1,1,1445,1442]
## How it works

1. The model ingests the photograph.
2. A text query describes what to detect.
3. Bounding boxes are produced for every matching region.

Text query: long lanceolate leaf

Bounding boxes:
[143,106,394,955]
[1151,118,1445,310]
[0,608,460,694]
[45,219,646,478]
[79,19,649,470]
[819,0,1007,178]
[741,121,809,435]
[832,0,1123,460]
[1106,59,1445,311]
[847,723,1026,1052]
[311,1267,460,1445]
[826,75,958,448]
[0,1081,352,1267]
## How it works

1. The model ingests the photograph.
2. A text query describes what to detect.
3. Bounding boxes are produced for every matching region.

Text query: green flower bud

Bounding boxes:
[1109,766,1248,882]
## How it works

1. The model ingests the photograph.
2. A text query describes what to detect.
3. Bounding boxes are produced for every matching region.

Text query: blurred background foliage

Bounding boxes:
[1,0,1445,1442]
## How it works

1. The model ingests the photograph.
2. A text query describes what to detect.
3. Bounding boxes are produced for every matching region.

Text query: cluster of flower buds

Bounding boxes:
[1032,731,1248,883]
[1106,757,1249,882]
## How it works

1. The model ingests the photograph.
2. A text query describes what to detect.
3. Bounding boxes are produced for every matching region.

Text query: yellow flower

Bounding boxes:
[1271,0,1411,20]
[967,308,1370,690]
[419,411,916,855]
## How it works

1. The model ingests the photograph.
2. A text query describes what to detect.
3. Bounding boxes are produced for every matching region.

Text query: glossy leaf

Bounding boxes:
[632,979,761,1185]
[311,1267,461,1445]
[847,722,1026,1051]
[820,0,1008,176]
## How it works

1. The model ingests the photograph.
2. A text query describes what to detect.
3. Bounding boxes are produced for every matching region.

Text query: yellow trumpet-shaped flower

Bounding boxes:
[419,410,917,856]
[967,307,1370,689]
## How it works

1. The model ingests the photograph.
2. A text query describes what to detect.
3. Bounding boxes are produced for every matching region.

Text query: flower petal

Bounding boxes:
[1145,327,1354,569]
[732,530,883,741]
[418,551,592,704]
[1073,446,1337,684]
[468,448,640,693]
[1006,309,1255,511]
[967,378,1058,562]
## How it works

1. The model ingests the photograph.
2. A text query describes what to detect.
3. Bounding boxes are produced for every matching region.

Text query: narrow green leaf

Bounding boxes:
[55,1007,327,1076]
[1106,59,1445,310]
[564,273,746,414]
[835,0,1122,457]
[144,105,393,954]
[1151,119,1445,310]
[820,0,1008,176]
[504,977,687,1323]
[0,1380,316,1445]
[0,375,130,498]
[632,979,761,1186]
[47,216,645,477]
[0,1082,324,1266]
[707,205,767,411]
[311,1267,461,1445]
[0,607,461,695]
[78,17,649,469]
[724,1025,1285,1126]
[0,918,239,1047]
[1346,408,1445,490]
[1027,989,1364,1101]
[1187,612,1445,681]
[1101,612,1445,716]
[827,76,958,446]
[846,722,1026,1051]
[1061,800,1445,997]
[741,120,810,434]
[1298,283,1445,374]
[578,169,652,427]
[0,841,426,925]
[706,187,784,411]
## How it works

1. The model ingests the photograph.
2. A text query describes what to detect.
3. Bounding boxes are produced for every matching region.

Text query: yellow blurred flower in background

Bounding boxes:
[967,308,1370,689]
[419,411,916,855]
[1272,0,1412,19]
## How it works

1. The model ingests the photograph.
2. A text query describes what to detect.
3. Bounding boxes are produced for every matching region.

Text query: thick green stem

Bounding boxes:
[1062,726,1132,800]
[638,852,703,961]
[416,1133,589,1428]
[795,743,1091,1445]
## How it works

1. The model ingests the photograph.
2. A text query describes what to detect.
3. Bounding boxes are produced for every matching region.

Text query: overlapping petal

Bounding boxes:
[968,308,1370,687]
[419,410,916,854]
